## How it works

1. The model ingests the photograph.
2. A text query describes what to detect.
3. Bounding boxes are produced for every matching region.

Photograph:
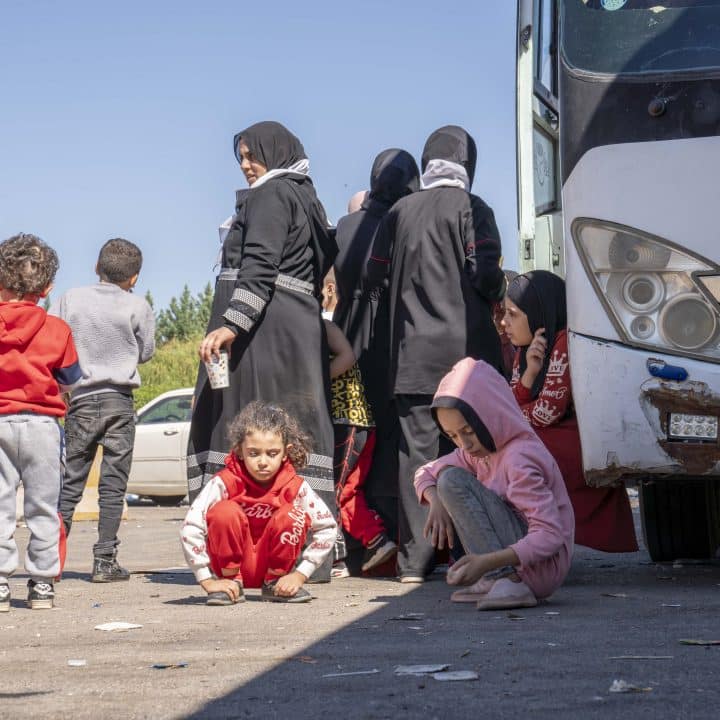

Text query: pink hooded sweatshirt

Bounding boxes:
[414,358,574,599]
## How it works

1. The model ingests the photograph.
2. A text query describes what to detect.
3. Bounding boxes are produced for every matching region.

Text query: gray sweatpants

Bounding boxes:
[437,466,528,581]
[0,414,63,584]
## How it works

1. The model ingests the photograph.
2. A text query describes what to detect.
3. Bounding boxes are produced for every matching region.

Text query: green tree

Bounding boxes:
[154,284,214,345]
[196,282,213,333]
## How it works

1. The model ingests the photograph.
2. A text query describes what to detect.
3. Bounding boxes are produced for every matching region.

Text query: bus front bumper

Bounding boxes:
[568,331,720,486]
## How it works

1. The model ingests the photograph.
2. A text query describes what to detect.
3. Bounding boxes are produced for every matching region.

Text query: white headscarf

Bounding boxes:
[250,158,310,189]
[420,159,470,191]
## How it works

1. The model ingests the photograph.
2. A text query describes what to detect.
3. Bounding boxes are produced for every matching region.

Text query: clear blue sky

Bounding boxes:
[0,1,518,311]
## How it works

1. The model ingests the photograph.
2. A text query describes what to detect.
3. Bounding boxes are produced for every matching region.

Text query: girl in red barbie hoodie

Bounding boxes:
[414,358,575,610]
[181,402,337,605]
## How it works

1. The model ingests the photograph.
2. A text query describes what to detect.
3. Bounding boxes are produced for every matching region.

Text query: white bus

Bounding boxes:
[517,0,720,561]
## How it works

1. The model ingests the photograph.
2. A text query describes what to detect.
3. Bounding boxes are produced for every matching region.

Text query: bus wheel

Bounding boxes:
[639,478,720,562]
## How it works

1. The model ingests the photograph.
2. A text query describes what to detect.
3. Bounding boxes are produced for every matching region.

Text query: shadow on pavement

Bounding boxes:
[180,546,720,720]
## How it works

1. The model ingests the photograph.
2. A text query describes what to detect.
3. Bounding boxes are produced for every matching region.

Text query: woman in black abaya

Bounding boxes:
[333,149,420,543]
[187,122,337,580]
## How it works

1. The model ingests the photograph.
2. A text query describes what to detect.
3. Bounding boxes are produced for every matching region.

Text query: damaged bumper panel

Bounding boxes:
[568,332,720,486]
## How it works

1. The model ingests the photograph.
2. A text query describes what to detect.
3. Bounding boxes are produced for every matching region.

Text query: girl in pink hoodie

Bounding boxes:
[414,358,574,610]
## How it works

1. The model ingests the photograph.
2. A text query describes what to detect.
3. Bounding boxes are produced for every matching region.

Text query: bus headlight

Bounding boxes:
[622,273,664,313]
[630,315,655,340]
[573,219,720,361]
[659,294,717,350]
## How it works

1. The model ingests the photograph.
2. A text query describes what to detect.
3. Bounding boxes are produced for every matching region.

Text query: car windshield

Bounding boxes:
[562,0,720,77]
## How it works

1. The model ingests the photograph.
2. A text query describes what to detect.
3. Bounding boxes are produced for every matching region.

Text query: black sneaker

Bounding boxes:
[260,580,312,603]
[0,583,9,612]
[91,556,130,583]
[207,581,245,606]
[361,534,398,572]
[27,580,54,610]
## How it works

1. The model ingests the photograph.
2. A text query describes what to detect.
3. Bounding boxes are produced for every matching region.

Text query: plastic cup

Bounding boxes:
[205,350,229,389]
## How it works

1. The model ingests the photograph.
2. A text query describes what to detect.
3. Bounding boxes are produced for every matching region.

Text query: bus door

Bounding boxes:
[517,0,564,274]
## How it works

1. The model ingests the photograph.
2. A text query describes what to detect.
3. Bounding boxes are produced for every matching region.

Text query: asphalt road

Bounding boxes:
[2,502,719,720]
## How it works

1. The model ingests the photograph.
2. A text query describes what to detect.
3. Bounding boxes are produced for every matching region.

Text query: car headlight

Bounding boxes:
[573,219,720,361]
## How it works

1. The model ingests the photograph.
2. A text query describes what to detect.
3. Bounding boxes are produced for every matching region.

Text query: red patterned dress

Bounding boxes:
[510,329,637,552]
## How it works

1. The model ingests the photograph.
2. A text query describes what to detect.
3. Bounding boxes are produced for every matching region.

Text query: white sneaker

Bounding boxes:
[476,578,537,611]
[399,575,425,584]
[331,561,351,579]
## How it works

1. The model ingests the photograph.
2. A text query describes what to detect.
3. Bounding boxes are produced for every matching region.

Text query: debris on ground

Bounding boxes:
[394,664,450,675]
[678,639,720,646]
[387,613,425,621]
[67,659,87,667]
[151,662,188,669]
[94,622,143,632]
[433,671,479,682]
[608,656,673,660]
[322,669,380,678]
[608,679,652,693]
[294,655,318,664]
[601,593,629,599]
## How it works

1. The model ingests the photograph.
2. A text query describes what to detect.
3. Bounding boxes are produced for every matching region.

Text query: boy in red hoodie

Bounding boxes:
[181,401,337,605]
[0,234,82,611]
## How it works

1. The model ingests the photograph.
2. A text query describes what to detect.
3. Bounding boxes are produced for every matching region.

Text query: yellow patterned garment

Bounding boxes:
[331,363,374,428]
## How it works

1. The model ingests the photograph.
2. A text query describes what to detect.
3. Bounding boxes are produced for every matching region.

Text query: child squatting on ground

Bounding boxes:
[181,402,337,605]
[54,238,155,582]
[0,233,82,611]
[415,358,575,610]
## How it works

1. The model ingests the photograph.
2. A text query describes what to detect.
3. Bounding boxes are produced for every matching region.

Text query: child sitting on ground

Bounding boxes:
[503,270,637,552]
[0,233,82,611]
[414,358,574,610]
[322,272,398,577]
[181,402,337,604]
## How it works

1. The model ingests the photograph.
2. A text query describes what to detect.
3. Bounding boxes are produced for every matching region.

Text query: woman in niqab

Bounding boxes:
[332,149,420,541]
[369,126,506,582]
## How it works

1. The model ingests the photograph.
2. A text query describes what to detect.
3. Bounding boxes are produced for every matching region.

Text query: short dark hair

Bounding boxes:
[0,233,59,296]
[97,238,143,283]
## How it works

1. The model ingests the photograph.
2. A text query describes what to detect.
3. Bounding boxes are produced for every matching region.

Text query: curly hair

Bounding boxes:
[227,401,312,469]
[0,233,59,297]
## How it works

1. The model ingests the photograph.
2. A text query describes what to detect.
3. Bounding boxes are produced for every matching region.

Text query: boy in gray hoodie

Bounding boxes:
[55,238,155,582]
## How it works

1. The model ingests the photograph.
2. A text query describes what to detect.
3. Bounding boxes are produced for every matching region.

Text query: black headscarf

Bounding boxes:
[431,397,496,453]
[364,149,420,211]
[506,270,567,399]
[421,125,478,186]
[233,121,306,169]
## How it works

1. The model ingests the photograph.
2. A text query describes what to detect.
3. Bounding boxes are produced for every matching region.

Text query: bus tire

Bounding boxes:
[639,478,720,562]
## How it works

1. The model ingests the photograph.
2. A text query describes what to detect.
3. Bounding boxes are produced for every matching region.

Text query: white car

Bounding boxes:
[127,388,193,505]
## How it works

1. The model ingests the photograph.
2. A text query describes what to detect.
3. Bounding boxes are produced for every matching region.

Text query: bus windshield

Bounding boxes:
[562,0,720,77]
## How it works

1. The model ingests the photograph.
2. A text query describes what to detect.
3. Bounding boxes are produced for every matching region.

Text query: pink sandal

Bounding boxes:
[476,578,537,611]
[450,576,495,603]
